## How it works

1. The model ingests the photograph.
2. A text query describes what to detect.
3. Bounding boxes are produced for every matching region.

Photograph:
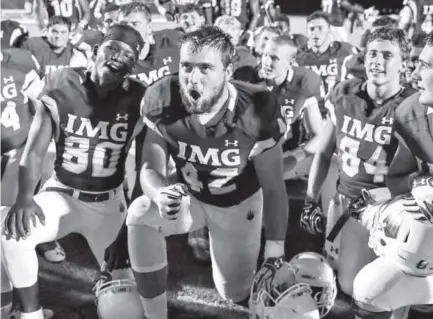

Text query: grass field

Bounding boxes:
[0,12,377,319]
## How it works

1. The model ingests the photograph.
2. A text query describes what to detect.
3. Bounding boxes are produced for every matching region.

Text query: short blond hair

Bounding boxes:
[214,15,241,31]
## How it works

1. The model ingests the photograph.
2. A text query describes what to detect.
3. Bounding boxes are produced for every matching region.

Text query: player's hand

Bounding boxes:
[165,12,175,21]
[251,256,286,300]
[103,224,129,272]
[4,198,45,241]
[154,183,188,220]
[300,201,325,235]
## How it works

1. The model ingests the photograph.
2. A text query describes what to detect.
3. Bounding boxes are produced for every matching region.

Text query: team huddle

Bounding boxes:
[1,0,433,318]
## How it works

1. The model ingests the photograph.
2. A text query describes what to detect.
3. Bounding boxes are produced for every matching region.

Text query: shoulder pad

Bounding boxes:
[141,75,177,118]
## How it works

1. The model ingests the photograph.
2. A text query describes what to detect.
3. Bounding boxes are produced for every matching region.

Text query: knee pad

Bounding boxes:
[126,195,152,226]
[127,224,167,273]
[352,300,392,319]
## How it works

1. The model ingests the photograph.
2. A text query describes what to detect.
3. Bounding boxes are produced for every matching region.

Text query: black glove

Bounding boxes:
[251,256,286,303]
[103,223,129,272]
[300,202,326,235]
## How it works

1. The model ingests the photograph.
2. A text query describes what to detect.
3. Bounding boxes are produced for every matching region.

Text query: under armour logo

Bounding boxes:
[329,58,337,64]
[284,98,295,105]
[381,117,394,125]
[163,56,172,65]
[225,140,238,147]
[116,113,128,121]
[329,246,339,254]
[3,76,14,83]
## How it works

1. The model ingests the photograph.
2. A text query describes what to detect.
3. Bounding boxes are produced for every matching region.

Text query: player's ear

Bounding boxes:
[93,44,99,58]
[225,63,234,80]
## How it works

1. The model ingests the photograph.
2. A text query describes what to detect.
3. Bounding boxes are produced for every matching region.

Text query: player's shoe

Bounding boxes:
[37,241,66,263]
[188,227,211,262]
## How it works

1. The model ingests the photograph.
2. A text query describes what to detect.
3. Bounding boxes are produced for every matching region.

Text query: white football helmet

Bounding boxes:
[94,279,145,319]
[369,195,433,276]
[249,261,320,319]
[288,252,337,317]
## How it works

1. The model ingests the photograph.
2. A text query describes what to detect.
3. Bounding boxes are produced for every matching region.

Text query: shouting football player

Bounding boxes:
[127,26,288,319]
[296,11,358,99]
[1,24,145,319]
[301,26,415,298]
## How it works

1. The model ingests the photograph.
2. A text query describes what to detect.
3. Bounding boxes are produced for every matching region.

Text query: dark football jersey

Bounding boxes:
[296,41,357,98]
[251,66,322,151]
[220,0,250,29]
[395,92,433,173]
[328,79,416,198]
[1,49,42,154]
[404,0,433,35]
[322,0,346,27]
[88,0,105,29]
[142,75,286,207]
[44,0,82,25]
[22,37,84,76]
[38,68,145,192]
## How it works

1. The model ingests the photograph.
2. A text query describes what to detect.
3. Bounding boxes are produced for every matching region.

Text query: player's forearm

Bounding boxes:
[140,166,169,201]
[17,155,44,202]
[263,189,288,242]
[247,15,260,31]
[306,152,332,203]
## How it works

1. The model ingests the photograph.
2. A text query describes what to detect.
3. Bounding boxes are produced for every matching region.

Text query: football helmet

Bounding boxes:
[94,279,145,319]
[369,195,433,276]
[288,252,337,317]
[249,260,320,319]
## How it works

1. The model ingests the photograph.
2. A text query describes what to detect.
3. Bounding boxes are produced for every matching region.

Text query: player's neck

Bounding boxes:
[139,42,151,60]
[366,81,402,105]
[90,71,124,98]
[51,45,67,55]
[311,39,331,54]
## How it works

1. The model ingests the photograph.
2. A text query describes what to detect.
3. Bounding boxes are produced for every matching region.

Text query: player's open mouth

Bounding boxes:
[370,69,384,74]
[105,62,122,73]
[189,89,201,101]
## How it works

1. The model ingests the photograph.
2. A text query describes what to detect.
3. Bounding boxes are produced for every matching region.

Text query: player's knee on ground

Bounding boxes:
[353,264,392,312]
[352,300,392,319]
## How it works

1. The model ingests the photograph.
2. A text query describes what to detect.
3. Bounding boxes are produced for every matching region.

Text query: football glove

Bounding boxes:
[403,175,433,224]
[300,202,325,235]
[154,183,188,220]
[251,256,287,304]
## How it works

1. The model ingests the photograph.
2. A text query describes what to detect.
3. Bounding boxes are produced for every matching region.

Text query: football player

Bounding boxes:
[351,178,433,319]
[117,2,182,199]
[127,26,288,319]
[218,0,261,33]
[387,33,433,197]
[321,0,365,42]
[301,26,415,298]
[176,3,206,33]
[399,0,433,40]
[252,35,324,181]
[345,15,399,80]
[1,24,145,319]
[1,19,48,319]
[270,14,309,49]
[214,16,257,81]
[252,25,281,62]
[34,0,91,32]
[21,16,88,77]
[296,11,358,99]
[102,2,120,33]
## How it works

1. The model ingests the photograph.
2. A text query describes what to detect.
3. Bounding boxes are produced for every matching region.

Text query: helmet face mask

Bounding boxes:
[250,260,321,319]
[94,279,146,319]
[288,252,337,317]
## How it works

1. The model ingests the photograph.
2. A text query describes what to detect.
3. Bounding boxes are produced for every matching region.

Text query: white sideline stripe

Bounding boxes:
[172,294,248,313]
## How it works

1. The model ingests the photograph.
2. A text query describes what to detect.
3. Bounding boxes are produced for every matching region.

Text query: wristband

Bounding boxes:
[264,240,285,258]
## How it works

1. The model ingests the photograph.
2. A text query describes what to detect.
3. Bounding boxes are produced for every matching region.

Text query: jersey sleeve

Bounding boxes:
[21,53,44,101]
[37,69,69,139]
[249,90,286,157]
[140,76,172,137]
[324,83,341,126]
